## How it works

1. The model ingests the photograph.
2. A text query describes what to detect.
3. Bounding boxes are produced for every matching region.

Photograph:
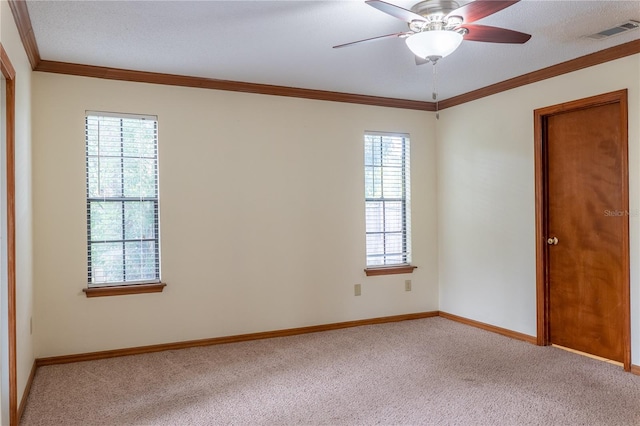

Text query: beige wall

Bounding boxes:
[32,73,439,357]
[437,54,640,364]
[1,0,35,409]
[29,38,640,367]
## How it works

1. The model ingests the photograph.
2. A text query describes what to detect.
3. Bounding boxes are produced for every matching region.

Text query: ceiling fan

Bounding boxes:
[334,0,531,64]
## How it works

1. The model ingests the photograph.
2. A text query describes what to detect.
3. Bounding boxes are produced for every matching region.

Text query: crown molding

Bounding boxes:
[8,0,640,111]
[7,0,40,69]
[10,0,432,111]
[34,60,434,111]
[439,39,640,109]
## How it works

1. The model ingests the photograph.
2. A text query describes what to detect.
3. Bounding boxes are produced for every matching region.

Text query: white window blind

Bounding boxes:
[364,132,411,267]
[86,112,160,286]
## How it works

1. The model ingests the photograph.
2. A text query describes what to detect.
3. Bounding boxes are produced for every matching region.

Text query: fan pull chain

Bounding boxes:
[431,60,439,120]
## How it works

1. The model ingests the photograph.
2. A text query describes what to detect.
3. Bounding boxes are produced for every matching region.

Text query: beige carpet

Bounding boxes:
[20,317,640,425]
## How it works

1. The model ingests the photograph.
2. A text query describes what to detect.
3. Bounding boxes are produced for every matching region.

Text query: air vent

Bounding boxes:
[587,20,640,40]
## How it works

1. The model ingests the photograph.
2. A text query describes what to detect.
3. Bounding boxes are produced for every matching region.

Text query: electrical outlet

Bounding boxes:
[405,280,412,292]
[354,284,361,296]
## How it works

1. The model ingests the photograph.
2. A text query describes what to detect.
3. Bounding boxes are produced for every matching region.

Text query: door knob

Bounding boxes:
[547,237,558,245]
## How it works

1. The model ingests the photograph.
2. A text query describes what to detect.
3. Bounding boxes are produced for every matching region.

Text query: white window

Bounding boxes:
[364,132,411,267]
[85,112,160,286]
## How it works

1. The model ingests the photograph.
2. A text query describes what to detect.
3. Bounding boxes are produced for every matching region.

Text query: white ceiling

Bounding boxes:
[26,0,640,102]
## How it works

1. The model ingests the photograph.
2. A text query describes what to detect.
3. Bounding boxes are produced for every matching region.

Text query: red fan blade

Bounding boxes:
[365,0,425,23]
[447,0,520,24]
[333,32,410,49]
[461,24,531,43]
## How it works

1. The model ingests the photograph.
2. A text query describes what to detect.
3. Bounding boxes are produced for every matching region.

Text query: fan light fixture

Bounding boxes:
[405,30,463,62]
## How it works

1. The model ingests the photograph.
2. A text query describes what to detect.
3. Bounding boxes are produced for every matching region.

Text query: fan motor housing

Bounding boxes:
[409,0,468,32]
[410,0,469,18]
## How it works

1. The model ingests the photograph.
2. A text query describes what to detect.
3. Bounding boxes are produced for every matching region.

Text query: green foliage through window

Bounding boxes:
[364,133,411,267]
[86,112,160,286]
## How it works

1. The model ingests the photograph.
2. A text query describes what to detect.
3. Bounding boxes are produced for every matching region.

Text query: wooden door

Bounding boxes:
[535,90,630,368]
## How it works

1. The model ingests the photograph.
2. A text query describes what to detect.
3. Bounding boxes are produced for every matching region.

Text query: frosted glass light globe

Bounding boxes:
[405,30,464,61]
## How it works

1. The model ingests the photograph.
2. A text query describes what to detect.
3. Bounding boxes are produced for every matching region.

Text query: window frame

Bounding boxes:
[363,132,416,276]
[84,111,165,297]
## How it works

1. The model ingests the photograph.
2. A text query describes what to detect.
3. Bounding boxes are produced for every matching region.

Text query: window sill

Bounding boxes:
[83,282,167,298]
[364,265,417,276]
